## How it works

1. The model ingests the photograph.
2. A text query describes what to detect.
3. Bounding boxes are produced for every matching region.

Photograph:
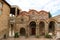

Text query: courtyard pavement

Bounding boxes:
[1,36,57,40]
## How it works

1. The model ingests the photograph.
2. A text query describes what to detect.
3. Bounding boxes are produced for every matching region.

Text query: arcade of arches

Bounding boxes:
[9,10,58,37]
[17,21,56,37]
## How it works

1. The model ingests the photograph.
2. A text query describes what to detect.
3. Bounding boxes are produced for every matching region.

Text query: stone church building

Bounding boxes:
[14,10,57,37]
[0,0,60,39]
[10,7,60,37]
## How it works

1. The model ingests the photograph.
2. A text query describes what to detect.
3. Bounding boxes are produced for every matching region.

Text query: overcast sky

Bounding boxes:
[6,0,60,17]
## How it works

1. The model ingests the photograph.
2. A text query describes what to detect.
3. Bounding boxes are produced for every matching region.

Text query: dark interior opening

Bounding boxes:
[17,9,19,16]
[39,21,45,35]
[49,21,55,33]
[29,21,36,35]
[30,21,36,28]
[10,8,15,15]
[20,28,26,36]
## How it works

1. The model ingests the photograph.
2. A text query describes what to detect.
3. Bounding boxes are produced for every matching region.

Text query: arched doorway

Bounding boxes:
[39,21,45,35]
[20,28,26,36]
[29,21,36,35]
[49,21,55,33]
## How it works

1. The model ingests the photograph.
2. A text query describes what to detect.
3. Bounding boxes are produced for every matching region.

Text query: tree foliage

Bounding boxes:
[49,12,52,18]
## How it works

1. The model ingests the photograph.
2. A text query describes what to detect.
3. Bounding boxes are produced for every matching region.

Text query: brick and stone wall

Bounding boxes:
[0,0,10,39]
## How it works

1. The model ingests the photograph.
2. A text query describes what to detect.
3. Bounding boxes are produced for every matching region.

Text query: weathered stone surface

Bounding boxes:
[0,0,10,39]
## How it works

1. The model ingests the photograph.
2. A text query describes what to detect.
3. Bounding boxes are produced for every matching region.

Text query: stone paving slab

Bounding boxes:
[1,36,57,40]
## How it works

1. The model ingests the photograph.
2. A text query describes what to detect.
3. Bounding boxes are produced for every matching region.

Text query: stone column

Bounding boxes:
[12,24,15,37]
[9,24,15,37]
[45,23,48,35]
[36,23,40,37]
[11,30,14,37]
[55,22,58,35]
[9,25,12,37]
[26,25,30,37]
[15,7,17,17]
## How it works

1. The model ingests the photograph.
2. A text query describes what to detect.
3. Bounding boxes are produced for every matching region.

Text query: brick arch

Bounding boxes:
[38,10,49,14]
[16,15,29,24]
[39,19,47,24]
[48,19,57,34]
[20,11,28,15]
[28,9,38,14]
[29,21,36,35]
[28,20,37,25]
[39,21,45,35]
[29,21,36,27]
[48,18,57,23]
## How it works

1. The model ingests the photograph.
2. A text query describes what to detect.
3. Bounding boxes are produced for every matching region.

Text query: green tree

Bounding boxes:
[49,12,52,18]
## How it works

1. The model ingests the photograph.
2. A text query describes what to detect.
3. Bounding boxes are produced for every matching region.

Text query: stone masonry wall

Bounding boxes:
[0,1,10,39]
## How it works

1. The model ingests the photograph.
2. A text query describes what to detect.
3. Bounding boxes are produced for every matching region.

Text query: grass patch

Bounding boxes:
[14,32,19,38]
